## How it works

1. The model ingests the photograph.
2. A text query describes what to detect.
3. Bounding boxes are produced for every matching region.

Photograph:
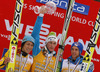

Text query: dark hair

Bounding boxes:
[21,41,34,50]
[21,42,26,51]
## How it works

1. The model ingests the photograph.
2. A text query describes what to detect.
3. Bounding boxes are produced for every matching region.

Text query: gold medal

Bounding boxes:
[43,69,47,72]
[8,68,14,72]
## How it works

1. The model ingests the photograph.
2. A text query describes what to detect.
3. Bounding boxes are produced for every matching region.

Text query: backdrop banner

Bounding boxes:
[0,0,100,72]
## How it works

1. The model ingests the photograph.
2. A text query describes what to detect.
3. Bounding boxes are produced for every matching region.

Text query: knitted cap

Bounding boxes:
[22,35,35,44]
[71,42,83,54]
[45,32,57,44]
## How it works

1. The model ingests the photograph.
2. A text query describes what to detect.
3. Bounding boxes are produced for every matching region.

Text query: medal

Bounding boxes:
[8,68,14,72]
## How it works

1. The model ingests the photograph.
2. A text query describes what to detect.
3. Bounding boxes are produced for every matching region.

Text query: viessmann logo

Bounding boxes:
[36,0,90,15]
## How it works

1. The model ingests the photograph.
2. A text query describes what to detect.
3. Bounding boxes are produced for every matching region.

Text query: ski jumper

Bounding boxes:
[31,16,56,72]
[61,56,93,72]
[0,16,43,72]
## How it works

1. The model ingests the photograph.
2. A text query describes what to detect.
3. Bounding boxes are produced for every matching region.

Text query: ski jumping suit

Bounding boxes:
[61,56,94,72]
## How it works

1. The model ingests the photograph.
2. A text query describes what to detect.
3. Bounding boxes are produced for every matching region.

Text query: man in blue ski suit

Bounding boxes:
[61,42,94,72]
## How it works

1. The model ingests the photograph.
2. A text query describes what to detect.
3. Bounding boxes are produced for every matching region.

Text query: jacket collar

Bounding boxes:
[68,55,83,65]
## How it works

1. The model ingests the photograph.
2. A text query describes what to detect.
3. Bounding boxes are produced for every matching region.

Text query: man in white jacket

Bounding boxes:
[61,42,94,72]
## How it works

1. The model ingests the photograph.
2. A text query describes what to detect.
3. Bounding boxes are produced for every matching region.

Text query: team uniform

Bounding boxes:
[61,56,94,72]
[31,16,57,71]
[0,51,33,72]
[0,16,43,72]
[61,42,94,72]
[61,56,83,72]
[32,50,56,72]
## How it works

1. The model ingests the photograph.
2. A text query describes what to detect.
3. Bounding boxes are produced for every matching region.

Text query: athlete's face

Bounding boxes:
[22,41,34,53]
[46,41,57,52]
[71,46,79,60]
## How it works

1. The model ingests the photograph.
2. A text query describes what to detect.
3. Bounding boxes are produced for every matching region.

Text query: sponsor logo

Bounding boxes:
[86,9,100,56]
[36,0,90,15]
[80,9,100,71]
[12,0,23,38]
[80,63,88,71]
[29,56,32,59]
[2,18,100,55]
[10,46,16,63]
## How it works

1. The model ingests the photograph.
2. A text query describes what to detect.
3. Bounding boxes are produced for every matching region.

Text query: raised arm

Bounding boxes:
[31,5,47,57]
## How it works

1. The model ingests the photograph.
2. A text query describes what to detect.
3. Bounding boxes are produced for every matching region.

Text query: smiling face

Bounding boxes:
[46,41,57,52]
[71,46,80,60]
[22,41,34,54]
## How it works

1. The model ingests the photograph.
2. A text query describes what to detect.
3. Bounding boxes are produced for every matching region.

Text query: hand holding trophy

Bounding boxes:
[34,1,57,14]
